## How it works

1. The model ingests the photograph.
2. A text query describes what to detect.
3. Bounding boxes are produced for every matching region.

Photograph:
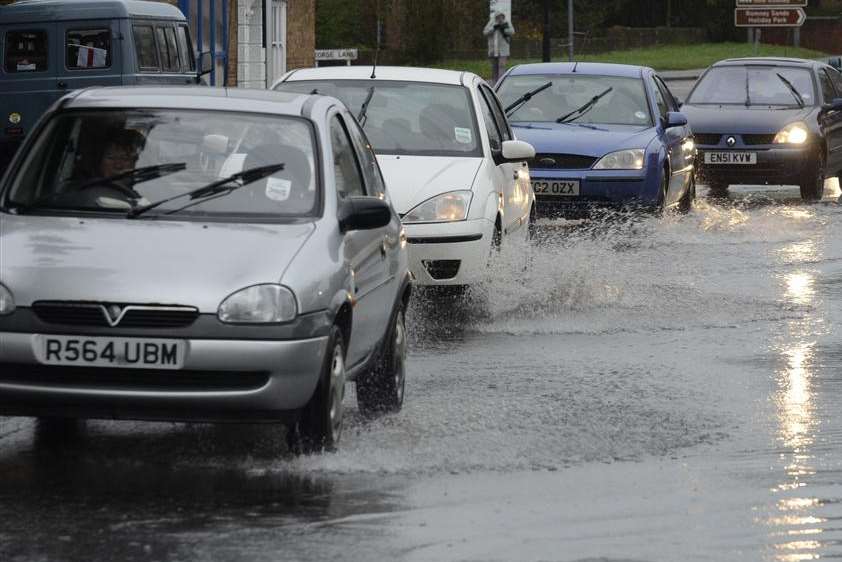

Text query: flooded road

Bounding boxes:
[3,183,842,561]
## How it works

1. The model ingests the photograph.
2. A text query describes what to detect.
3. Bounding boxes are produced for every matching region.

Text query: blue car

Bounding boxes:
[496,63,696,218]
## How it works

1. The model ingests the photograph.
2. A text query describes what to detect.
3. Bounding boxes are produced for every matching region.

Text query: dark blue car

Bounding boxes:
[496,63,695,218]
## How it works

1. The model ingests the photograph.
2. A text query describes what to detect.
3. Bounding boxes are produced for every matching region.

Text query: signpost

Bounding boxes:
[734,7,806,27]
[735,0,806,6]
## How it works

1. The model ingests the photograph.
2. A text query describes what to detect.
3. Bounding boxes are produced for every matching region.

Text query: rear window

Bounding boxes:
[132,25,159,71]
[176,25,195,72]
[4,30,48,73]
[66,29,111,70]
[156,26,180,72]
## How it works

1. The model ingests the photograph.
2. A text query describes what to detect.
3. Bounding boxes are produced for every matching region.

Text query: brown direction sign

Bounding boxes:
[734,7,807,27]
[735,0,807,6]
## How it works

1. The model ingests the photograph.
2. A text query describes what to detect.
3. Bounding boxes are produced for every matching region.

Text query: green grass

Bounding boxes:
[436,42,829,78]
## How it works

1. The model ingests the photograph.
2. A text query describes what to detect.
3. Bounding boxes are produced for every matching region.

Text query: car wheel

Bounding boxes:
[357,304,407,417]
[527,204,538,241]
[800,150,825,202]
[34,417,84,448]
[707,182,729,198]
[655,170,668,214]
[676,176,695,215]
[287,326,346,454]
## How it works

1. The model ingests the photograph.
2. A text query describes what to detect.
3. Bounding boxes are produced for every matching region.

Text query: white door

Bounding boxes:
[265,0,287,87]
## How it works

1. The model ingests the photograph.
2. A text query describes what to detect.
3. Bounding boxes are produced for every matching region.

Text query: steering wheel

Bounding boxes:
[77,179,142,200]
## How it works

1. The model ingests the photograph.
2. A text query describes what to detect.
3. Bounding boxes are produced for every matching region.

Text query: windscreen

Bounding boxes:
[688,66,816,107]
[276,80,482,157]
[497,74,653,126]
[3,109,318,220]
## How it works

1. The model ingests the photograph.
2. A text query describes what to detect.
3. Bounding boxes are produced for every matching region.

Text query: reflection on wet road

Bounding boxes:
[4,182,842,561]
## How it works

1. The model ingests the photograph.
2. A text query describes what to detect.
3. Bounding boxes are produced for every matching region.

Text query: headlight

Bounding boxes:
[403,190,472,223]
[0,284,14,316]
[774,122,809,145]
[593,149,646,170]
[218,284,297,324]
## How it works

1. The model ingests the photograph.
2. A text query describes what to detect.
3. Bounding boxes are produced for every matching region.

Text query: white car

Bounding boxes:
[274,66,535,286]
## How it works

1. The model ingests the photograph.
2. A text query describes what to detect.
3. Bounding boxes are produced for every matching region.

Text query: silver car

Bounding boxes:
[0,87,411,453]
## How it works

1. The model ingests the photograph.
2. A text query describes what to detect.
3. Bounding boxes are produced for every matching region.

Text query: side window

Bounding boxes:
[176,25,196,72]
[132,25,160,71]
[330,115,366,198]
[655,76,678,110]
[480,86,512,141]
[478,90,503,151]
[652,79,668,120]
[156,26,180,71]
[4,30,48,73]
[66,29,111,70]
[345,116,386,198]
[819,71,835,103]
[824,68,842,101]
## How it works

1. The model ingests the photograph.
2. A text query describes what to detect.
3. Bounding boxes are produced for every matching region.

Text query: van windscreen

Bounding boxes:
[4,30,48,73]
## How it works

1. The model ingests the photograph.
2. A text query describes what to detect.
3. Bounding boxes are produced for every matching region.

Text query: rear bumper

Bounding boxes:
[696,145,813,185]
[0,331,328,422]
[404,218,495,286]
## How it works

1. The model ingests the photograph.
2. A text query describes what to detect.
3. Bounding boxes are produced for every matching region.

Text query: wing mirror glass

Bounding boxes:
[824,98,842,111]
[198,51,214,78]
[499,140,535,163]
[665,111,688,129]
[339,196,392,232]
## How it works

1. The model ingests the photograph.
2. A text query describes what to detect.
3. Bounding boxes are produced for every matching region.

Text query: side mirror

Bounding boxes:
[665,111,688,129]
[824,97,842,111]
[829,57,842,71]
[198,51,214,78]
[498,139,535,164]
[339,196,392,232]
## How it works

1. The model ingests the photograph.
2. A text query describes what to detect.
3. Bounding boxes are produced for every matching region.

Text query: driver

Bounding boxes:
[99,129,146,178]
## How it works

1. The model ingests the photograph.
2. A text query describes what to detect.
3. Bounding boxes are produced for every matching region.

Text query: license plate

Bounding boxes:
[704,151,757,165]
[531,180,580,196]
[33,335,186,370]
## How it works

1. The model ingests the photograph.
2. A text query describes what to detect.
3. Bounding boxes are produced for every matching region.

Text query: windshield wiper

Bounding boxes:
[776,73,805,108]
[745,70,752,107]
[504,82,552,117]
[127,163,284,218]
[357,86,376,127]
[557,87,613,124]
[75,163,187,191]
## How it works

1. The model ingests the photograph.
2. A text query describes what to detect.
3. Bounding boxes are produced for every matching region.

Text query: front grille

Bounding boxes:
[423,260,461,280]
[33,302,199,329]
[742,134,776,145]
[529,153,597,170]
[0,364,270,392]
[694,134,721,146]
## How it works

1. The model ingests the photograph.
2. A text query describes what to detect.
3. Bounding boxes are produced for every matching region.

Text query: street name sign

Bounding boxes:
[735,0,807,6]
[734,7,807,27]
[315,49,358,61]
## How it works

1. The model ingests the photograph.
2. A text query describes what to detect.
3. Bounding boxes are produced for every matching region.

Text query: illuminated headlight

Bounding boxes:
[218,284,297,324]
[593,149,645,170]
[0,283,15,316]
[774,122,809,145]
[403,190,472,223]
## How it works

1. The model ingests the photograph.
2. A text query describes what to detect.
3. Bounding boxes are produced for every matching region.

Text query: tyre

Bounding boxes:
[34,417,84,449]
[357,304,407,417]
[676,176,696,215]
[527,204,538,241]
[800,150,825,201]
[655,170,669,215]
[707,182,729,198]
[287,326,346,454]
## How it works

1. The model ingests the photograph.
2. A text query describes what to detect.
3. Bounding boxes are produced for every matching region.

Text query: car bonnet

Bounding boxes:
[511,123,656,158]
[0,214,316,313]
[375,155,483,215]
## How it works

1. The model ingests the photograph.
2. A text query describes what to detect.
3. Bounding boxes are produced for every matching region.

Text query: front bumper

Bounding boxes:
[0,327,329,423]
[696,145,813,185]
[529,168,658,219]
[403,218,495,286]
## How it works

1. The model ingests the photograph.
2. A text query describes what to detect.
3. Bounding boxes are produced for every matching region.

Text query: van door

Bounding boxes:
[55,20,123,93]
[0,24,59,165]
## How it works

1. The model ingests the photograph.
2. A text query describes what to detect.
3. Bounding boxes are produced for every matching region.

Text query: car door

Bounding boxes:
[477,83,521,238]
[654,75,692,205]
[344,114,402,303]
[329,112,388,367]
[821,67,842,176]
[55,20,123,93]
[0,24,60,154]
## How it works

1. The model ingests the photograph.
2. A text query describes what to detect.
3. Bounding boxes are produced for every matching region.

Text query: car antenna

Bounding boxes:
[371,7,382,79]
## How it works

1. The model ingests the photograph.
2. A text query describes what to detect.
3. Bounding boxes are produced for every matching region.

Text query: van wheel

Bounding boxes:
[287,326,346,454]
[357,305,407,417]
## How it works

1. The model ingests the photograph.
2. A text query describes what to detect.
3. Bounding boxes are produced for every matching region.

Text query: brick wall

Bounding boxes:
[287,0,315,70]
[764,18,842,55]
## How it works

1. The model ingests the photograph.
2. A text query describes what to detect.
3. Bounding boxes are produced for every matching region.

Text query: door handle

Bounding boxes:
[57,81,67,89]
[380,238,388,258]
[513,173,519,180]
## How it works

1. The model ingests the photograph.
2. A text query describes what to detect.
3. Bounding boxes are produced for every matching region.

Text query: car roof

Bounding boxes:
[0,0,185,24]
[281,65,475,87]
[61,87,323,118]
[506,62,649,79]
[714,57,816,68]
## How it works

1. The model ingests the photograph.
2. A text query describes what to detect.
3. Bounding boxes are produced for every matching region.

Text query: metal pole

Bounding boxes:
[542,0,551,62]
[567,0,574,62]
